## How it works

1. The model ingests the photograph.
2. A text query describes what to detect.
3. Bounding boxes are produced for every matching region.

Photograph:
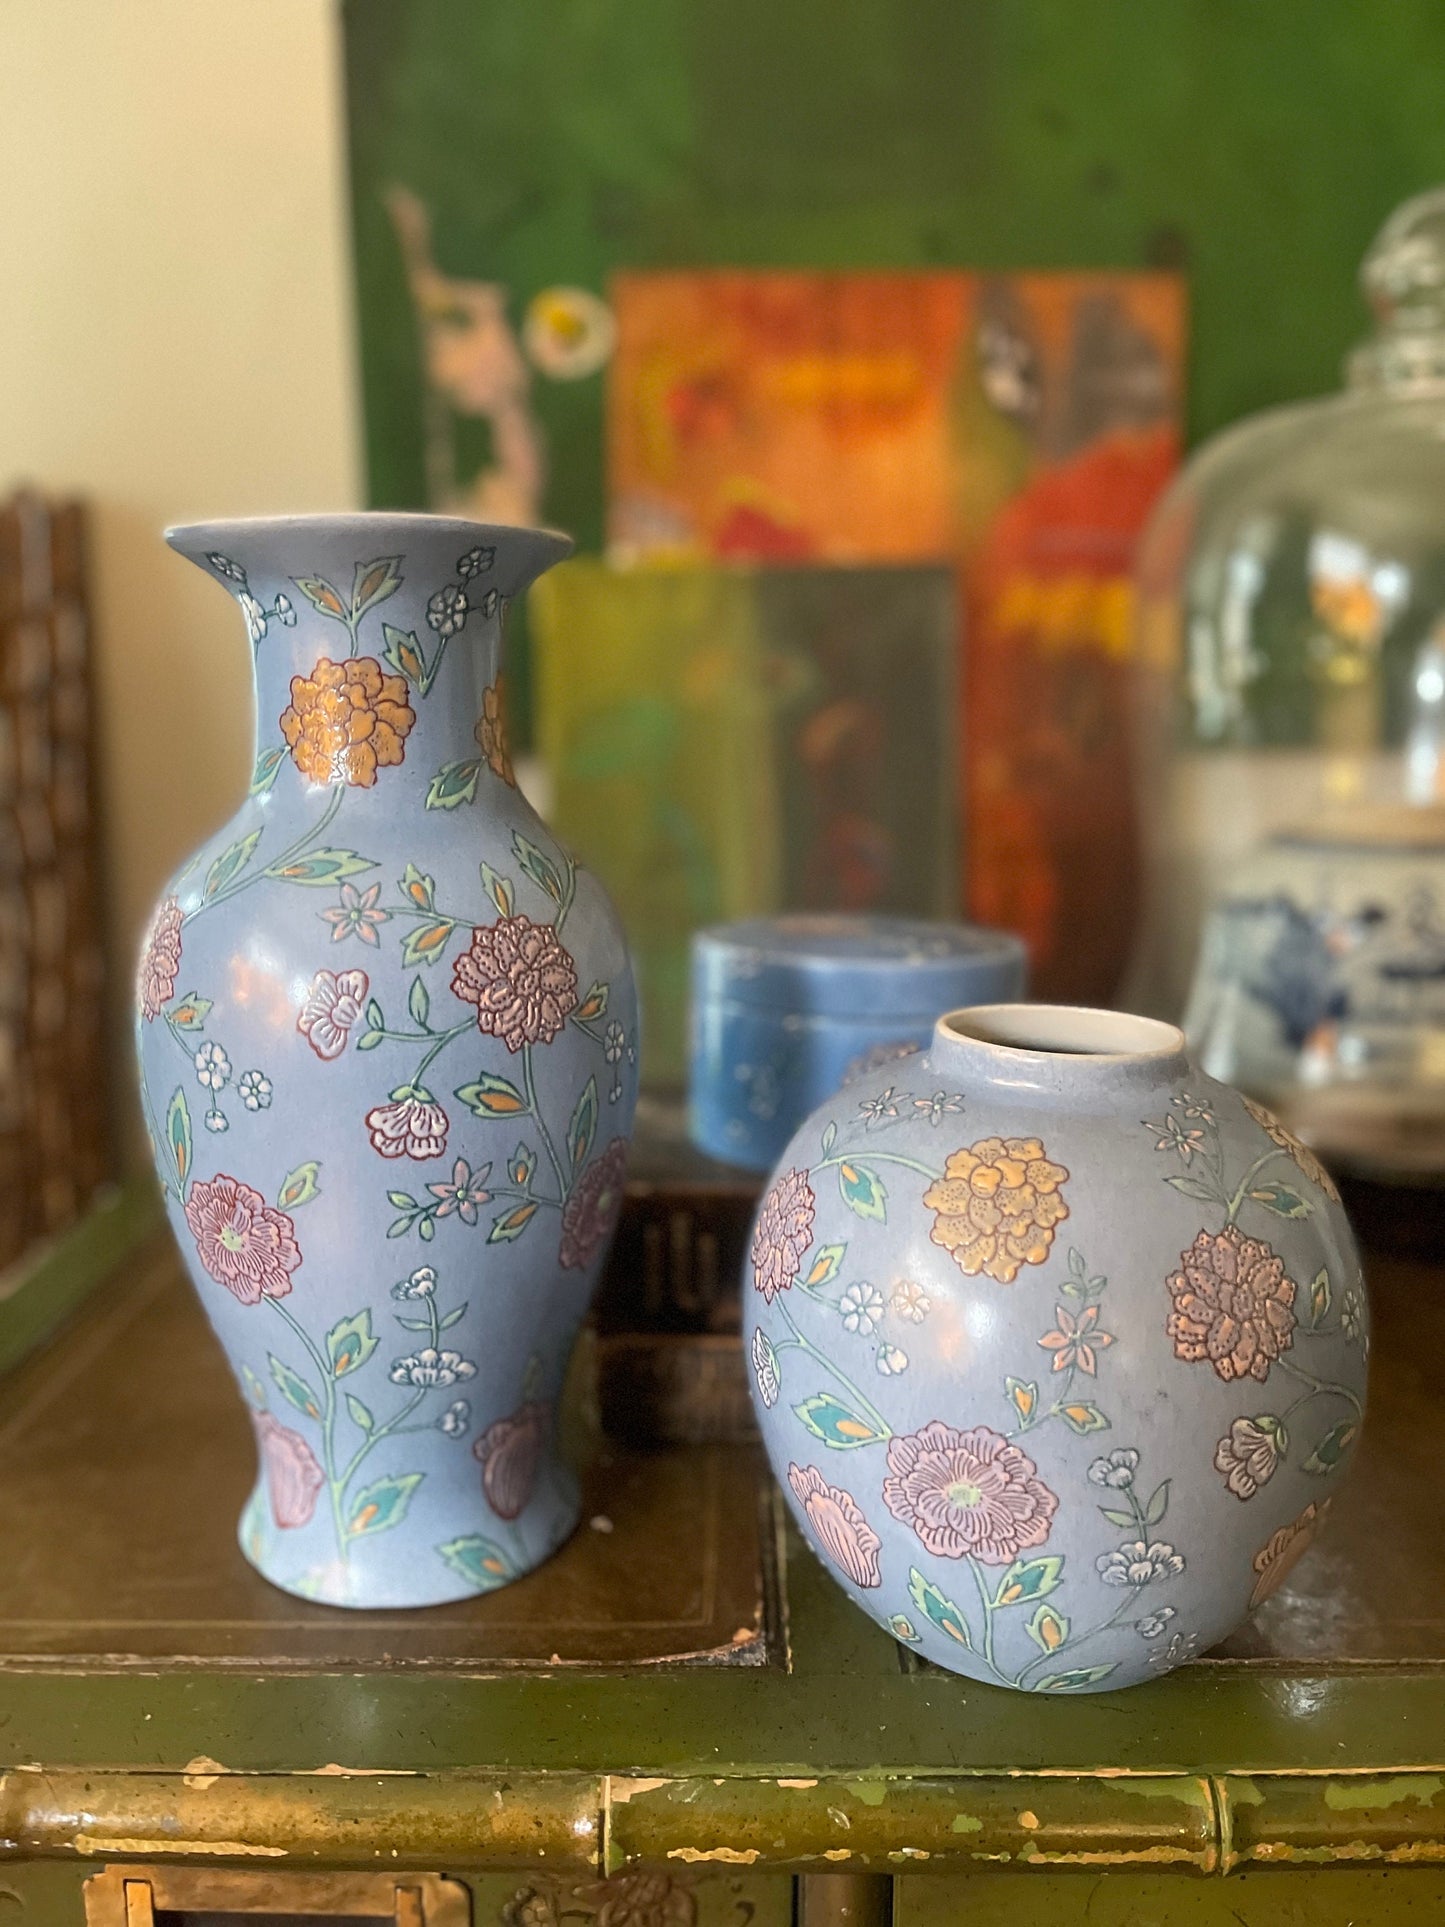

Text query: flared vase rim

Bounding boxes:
[165,512,575,564]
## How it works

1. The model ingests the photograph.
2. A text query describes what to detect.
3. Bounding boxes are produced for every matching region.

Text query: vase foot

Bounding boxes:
[236,1464,583,1611]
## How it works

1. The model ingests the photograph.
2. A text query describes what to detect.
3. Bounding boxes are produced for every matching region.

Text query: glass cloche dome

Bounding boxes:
[1129,187,1445,1176]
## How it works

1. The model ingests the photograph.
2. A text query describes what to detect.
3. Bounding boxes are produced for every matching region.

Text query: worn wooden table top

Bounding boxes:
[1,1219,1443,1881]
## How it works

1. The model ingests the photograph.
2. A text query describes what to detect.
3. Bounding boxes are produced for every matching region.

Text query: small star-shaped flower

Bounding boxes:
[1038,1302,1114,1375]
[427,1158,493,1223]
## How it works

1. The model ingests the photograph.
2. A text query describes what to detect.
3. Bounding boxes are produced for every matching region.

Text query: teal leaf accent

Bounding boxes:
[268,1352,321,1421]
[240,1363,267,1411]
[264,848,375,886]
[425,759,482,810]
[512,831,565,903]
[345,1394,373,1432]
[348,1472,423,1537]
[993,1555,1064,1607]
[1027,1602,1070,1653]
[802,1243,846,1288]
[1248,1181,1311,1218]
[277,1161,320,1210]
[351,555,403,619]
[408,976,431,1027]
[568,1077,598,1171]
[794,1392,888,1448]
[205,829,261,899]
[249,745,286,796]
[326,1309,378,1379]
[837,1159,887,1222]
[907,1566,971,1649]
[166,1086,193,1186]
[479,861,514,916]
[437,1533,514,1591]
[1303,1418,1359,1474]
[456,1071,528,1118]
[1037,1664,1118,1691]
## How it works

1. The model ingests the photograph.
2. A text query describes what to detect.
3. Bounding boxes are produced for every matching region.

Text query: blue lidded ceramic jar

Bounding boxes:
[689,915,1027,1171]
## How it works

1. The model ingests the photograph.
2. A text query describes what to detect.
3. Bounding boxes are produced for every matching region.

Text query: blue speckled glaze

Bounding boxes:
[134,514,638,1609]
[689,915,1026,1171]
[745,1004,1368,1692]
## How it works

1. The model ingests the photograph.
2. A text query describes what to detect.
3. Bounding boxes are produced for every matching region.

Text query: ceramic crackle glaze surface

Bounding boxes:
[135,514,638,1609]
[746,1004,1367,1690]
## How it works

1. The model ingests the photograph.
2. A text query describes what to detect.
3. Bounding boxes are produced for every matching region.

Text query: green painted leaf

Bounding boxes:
[1145,1479,1171,1527]
[426,759,482,810]
[277,1161,320,1210]
[794,1392,888,1448]
[357,1029,384,1050]
[205,829,261,899]
[1303,1417,1359,1474]
[437,1533,514,1591]
[1058,1402,1110,1435]
[1005,1377,1040,1426]
[408,975,430,1027]
[327,1309,378,1378]
[1037,1664,1118,1691]
[292,574,348,621]
[509,1142,537,1187]
[386,1214,414,1239]
[167,991,212,1033]
[1027,1603,1070,1653]
[418,1215,435,1242]
[1099,1505,1135,1527]
[1248,1181,1310,1219]
[803,1243,846,1288]
[268,1352,321,1421]
[401,916,456,968]
[264,847,375,886]
[438,1304,467,1329]
[352,555,402,619]
[381,622,428,687]
[512,832,565,902]
[250,745,286,795]
[395,1314,433,1332]
[1309,1267,1332,1328]
[400,862,436,912]
[576,980,608,1022]
[456,1071,528,1117]
[366,1000,385,1030]
[568,1076,598,1171]
[820,1120,838,1156]
[488,1202,538,1243]
[907,1567,971,1649]
[240,1363,267,1411]
[993,1555,1064,1607]
[345,1394,373,1432]
[387,1190,417,1209]
[348,1471,423,1538]
[837,1159,887,1222]
[166,1087,193,1185]
[1164,1173,1224,1203]
[479,861,514,916]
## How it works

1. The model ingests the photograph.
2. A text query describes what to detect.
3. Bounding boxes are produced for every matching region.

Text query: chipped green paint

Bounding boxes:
[1121,1778,1214,1809]
[852,1783,889,1809]
[1226,1777,1266,1807]
[950,1814,983,1834]
[1325,1775,1445,1812]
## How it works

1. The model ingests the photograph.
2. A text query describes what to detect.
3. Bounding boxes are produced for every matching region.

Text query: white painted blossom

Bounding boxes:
[1097,1539,1185,1587]
[891,1279,931,1323]
[876,1342,909,1375]
[840,1280,884,1335]
[238,1069,272,1111]
[438,1399,471,1437]
[392,1266,437,1300]
[1087,1447,1139,1489]
[194,1041,231,1091]
[751,1327,780,1408]
[389,1347,476,1388]
[427,583,468,636]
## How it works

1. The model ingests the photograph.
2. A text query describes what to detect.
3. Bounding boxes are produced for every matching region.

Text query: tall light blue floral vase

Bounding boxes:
[135,515,639,1608]
[746,1004,1367,1690]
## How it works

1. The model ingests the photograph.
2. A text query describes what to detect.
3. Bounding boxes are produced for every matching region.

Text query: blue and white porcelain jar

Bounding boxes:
[689,915,1026,1171]
[746,1003,1366,1692]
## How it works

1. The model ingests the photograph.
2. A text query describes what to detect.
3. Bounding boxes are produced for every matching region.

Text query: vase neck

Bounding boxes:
[931,1004,1190,1104]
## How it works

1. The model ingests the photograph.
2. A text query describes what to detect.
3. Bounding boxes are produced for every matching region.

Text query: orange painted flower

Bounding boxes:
[279,655,415,787]
[1250,1498,1331,1606]
[923,1137,1069,1283]
[1166,1225,1297,1383]
[1037,1302,1114,1375]
[137,894,184,1020]
[475,677,515,785]
[1241,1096,1341,1204]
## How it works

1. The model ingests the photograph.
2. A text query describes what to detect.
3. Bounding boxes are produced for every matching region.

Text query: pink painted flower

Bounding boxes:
[882,1420,1059,1565]
[427,1157,492,1222]
[297,967,369,1060]
[1037,1302,1114,1375]
[322,880,390,947]
[451,914,579,1051]
[252,1410,324,1528]
[787,1463,882,1588]
[474,1401,548,1519]
[138,894,184,1021]
[559,1138,629,1270]
[750,1168,815,1303]
[185,1173,302,1305]
[365,1093,449,1161]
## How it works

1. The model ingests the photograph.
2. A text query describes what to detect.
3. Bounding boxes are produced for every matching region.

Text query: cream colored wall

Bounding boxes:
[0,0,360,1156]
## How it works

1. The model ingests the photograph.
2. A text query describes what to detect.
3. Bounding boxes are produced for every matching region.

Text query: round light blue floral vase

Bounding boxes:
[135,515,638,1609]
[746,1003,1367,1691]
